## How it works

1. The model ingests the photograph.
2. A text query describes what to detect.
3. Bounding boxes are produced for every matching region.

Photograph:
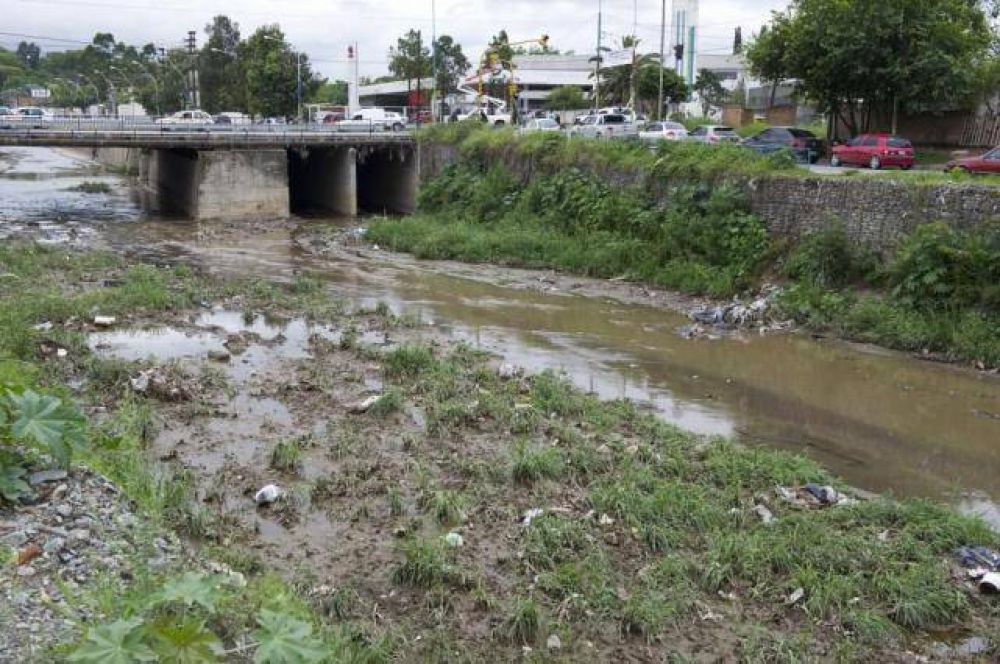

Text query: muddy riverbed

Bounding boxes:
[3,145,999,530]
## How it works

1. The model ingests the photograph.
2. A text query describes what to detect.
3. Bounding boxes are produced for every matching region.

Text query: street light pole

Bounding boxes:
[657,0,666,120]
[297,52,302,122]
[92,70,116,116]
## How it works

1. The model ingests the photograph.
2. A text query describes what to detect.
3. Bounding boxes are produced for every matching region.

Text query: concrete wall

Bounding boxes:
[197,150,289,220]
[419,142,1000,252]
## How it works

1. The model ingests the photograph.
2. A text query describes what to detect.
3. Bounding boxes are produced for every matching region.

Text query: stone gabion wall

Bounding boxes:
[419,142,1000,252]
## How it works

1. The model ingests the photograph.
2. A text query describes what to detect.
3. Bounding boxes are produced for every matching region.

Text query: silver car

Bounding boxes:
[520,118,561,133]
[687,125,740,144]
[638,121,689,143]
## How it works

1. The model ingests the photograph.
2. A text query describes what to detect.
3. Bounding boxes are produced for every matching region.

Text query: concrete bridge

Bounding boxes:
[0,127,418,220]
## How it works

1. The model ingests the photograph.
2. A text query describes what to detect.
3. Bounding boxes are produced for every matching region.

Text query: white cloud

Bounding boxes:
[5,0,789,80]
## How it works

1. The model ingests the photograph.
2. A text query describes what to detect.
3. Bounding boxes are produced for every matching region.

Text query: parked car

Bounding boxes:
[10,107,54,128]
[156,109,214,126]
[520,118,561,134]
[638,121,688,143]
[322,112,346,124]
[743,126,822,163]
[213,112,251,126]
[687,125,740,144]
[944,147,1000,174]
[336,108,407,131]
[830,133,914,170]
[454,107,511,127]
[568,113,637,140]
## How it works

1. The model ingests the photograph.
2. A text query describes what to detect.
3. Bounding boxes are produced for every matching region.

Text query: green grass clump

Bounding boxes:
[392,538,460,588]
[420,489,466,525]
[68,181,113,194]
[384,344,436,379]
[370,387,403,417]
[499,597,541,645]
[510,441,564,485]
[269,440,302,474]
[524,513,591,568]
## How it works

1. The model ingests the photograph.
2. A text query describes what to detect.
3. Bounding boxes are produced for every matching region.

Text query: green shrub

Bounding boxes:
[785,225,877,288]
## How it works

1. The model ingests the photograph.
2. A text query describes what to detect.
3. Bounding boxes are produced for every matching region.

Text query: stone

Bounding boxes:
[43,537,66,554]
[55,505,73,519]
[547,635,562,651]
[67,529,90,544]
[0,530,28,548]
[207,349,231,362]
[28,470,68,486]
[347,395,382,414]
[16,565,36,578]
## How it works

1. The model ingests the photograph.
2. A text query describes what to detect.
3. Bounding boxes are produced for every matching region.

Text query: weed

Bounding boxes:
[524,513,591,568]
[384,344,436,379]
[370,387,403,417]
[269,439,302,474]
[500,597,541,645]
[388,487,405,517]
[420,489,466,525]
[68,181,113,194]
[510,441,564,485]
[392,538,452,588]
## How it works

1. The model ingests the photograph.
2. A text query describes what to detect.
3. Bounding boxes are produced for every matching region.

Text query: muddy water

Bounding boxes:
[4,146,1000,526]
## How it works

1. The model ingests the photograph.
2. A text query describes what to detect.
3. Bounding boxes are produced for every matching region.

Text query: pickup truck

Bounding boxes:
[568,113,637,140]
[455,107,512,127]
[335,108,407,132]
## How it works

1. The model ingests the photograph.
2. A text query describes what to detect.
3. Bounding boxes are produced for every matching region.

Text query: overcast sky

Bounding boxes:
[2,0,789,80]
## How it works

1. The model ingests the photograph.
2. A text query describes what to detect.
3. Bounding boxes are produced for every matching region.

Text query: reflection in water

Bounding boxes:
[4,146,1000,528]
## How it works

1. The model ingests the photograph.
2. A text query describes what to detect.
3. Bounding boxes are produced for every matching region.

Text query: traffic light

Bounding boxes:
[347,45,354,59]
[673,44,684,61]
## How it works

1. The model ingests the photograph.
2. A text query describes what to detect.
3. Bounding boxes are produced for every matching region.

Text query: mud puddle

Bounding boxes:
[6,147,1000,529]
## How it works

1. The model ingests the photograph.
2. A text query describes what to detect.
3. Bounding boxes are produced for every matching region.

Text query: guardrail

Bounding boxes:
[0,115,413,136]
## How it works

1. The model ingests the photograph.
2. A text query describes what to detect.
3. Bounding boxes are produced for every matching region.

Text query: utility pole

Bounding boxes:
[296,52,302,122]
[657,0,666,120]
[185,30,200,109]
[594,0,602,109]
[431,0,438,122]
[416,30,423,121]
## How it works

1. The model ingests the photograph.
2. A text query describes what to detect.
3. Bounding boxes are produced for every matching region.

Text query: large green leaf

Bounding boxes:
[252,609,325,664]
[67,618,157,664]
[153,573,224,613]
[0,458,29,502]
[150,617,225,663]
[5,389,85,466]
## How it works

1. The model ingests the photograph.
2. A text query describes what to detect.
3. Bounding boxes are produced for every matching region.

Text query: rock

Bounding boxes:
[93,316,116,327]
[547,635,562,651]
[254,484,285,505]
[347,395,382,414]
[17,543,43,565]
[521,508,545,526]
[16,565,36,578]
[498,363,519,380]
[43,537,66,554]
[786,587,805,605]
[207,349,231,363]
[0,530,28,548]
[28,470,68,486]
[54,504,73,519]
[444,532,464,548]
[752,504,775,525]
[67,529,90,545]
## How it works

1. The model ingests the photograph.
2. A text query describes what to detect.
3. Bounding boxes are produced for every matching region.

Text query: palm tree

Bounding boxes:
[594,36,661,109]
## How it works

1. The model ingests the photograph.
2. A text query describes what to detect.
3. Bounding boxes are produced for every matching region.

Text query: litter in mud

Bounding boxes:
[497,363,519,380]
[785,587,805,605]
[93,315,116,327]
[444,532,464,548]
[254,484,285,505]
[753,504,776,524]
[348,395,382,414]
[207,349,231,363]
[979,573,1000,594]
[777,484,856,509]
[129,367,192,402]
[521,508,544,526]
[955,546,1000,571]
[38,339,68,359]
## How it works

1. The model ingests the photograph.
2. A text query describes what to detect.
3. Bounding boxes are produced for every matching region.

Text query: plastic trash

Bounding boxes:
[753,504,775,524]
[521,508,544,526]
[93,315,116,327]
[444,532,464,548]
[802,484,840,505]
[980,573,1000,594]
[955,546,1000,571]
[785,587,805,605]
[690,306,725,325]
[254,484,284,505]
[497,363,518,380]
[348,395,382,414]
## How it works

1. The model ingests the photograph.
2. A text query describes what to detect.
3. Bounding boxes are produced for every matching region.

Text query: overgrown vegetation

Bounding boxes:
[374,128,1000,368]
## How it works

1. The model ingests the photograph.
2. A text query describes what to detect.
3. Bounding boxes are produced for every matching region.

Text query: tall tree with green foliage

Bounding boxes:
[16,42,41,69]
[746,0,994,135]
[241,25,318,119]
[431,35,470,96]
[200,15,244,113]
[693,69,728,116]
[388,29,432,98]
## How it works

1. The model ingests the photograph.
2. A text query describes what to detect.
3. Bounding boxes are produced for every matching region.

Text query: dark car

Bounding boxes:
[743,127,822,163]
[831,134,914,170]
[944,146,1000,174]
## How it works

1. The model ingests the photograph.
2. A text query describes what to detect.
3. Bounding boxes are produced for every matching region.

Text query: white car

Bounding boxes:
[155,110,214,126]
[520,118,561,133]
[334,108,407,132]
[568,113,638,140]
[9,107,53,127]
[639,121,688,143]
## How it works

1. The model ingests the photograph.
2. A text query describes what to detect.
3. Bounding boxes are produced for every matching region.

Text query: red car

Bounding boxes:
[945,147,1000,174]
[830,134,915,170]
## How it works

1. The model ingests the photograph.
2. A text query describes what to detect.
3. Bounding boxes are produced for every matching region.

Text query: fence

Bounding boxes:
[960,114,1000,148]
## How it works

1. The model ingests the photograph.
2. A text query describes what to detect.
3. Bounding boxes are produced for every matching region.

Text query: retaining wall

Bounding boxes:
[418,142,1000,252]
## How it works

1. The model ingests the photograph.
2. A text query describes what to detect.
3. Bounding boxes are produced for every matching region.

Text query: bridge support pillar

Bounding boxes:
[140,148,289,220]
[196,149,289,220]
[289,146,357,216]
[357,145,418,215]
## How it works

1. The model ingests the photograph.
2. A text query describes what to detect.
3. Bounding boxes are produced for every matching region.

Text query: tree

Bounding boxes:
[200,15,243,113]
[241,25,318,119]
[693,69,727,116]
[388,29,431,99]
[431,35,470,96]
[309,80,348,105]
[747,0,993,136]
[638,67,688,114]
[744,20,791,111]
[16,42,41,69]
[545,85,586,110]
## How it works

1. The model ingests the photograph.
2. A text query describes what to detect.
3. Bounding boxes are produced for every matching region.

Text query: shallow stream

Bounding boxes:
[3,146,999,528]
